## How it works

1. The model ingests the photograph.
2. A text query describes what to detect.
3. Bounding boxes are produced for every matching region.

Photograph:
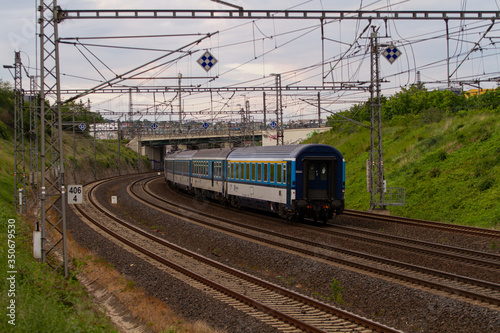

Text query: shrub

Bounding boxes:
[429,167,441,178]
[0,120,8,140]
[478,178,494,192]
[437,150,447,161]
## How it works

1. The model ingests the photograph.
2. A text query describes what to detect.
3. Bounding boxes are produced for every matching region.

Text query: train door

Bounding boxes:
[304,158,335,200]
[211,161,214,187]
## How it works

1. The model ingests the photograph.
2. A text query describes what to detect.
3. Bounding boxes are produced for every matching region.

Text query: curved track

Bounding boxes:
[134,175,500,310]
[344,210,500,238]
[75,174,401,333]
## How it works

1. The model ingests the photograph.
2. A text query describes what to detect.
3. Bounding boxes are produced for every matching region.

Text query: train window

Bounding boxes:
[235,163,239,180]
[270,164,275,183]
[244,163,248,180]
[257,164,262,181]
[228,163,232,179]
[277,164,282,183]
[283,164,287,183]
[321,164,327,180]
[263,163,268,182]
[309,164,315,181]
[251,163,256,181]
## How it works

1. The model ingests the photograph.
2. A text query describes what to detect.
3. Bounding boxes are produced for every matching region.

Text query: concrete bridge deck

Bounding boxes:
[127,127,330,169]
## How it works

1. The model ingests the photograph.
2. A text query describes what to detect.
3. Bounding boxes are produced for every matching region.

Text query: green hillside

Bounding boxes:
[304,87,500,229]
[0,79,149,332]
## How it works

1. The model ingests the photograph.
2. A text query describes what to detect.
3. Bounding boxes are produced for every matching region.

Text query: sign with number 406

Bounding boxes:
[68,185,83,204]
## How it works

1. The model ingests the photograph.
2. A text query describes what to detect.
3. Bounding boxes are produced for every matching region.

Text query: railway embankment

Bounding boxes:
[304,111,500,230]
[0,130,154,332]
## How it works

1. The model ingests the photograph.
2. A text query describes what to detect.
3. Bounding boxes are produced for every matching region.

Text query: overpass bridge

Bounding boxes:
[128,126,330,170]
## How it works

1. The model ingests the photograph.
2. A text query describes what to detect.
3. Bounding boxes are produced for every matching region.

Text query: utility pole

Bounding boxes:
[12,52,27,213]
[28,74,39,213]
[317,92,321,126]
[262,92,266,129]
[369,27,385,210]
[39,0,68,276]
[178,73,182,133]
[271,73,284,145]
[128,88,133,123]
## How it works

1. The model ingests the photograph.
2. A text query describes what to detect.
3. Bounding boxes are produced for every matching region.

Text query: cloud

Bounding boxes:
[2,1,499,121]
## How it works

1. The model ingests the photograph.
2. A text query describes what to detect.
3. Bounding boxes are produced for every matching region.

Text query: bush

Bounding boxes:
[0,120,8,140]
[429,167,441,178]
[478,178,495,192]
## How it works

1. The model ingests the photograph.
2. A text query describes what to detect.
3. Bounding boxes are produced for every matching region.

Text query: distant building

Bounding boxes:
[464,88,495,97]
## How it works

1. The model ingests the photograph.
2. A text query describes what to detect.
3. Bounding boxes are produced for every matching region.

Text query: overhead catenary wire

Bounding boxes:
[45,1,500,124]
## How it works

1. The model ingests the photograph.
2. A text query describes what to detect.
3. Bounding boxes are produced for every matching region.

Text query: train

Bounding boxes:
[164,144,345,223]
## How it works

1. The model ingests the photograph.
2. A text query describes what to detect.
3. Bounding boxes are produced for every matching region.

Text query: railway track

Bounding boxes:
[133,175,500,310]
[344,209,500,239]
[314,224,500,270]
[211,195,500,273]
[74,175,400,333]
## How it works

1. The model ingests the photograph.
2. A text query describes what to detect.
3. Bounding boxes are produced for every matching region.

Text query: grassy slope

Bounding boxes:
[0,135,145,332]
[304,112,500,229]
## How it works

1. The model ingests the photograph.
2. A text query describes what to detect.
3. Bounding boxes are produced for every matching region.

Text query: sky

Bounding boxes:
[2,0,500,123]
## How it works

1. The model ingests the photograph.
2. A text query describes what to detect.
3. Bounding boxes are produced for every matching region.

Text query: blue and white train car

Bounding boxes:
[164,144,345,222]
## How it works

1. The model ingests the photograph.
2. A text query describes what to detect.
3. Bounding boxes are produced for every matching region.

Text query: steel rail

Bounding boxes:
[344,210,500,239]
[77,175,400,333]
[137,176,500,308]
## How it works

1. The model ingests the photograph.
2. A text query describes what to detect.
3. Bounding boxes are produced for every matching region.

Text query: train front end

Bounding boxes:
[293,145,345,223]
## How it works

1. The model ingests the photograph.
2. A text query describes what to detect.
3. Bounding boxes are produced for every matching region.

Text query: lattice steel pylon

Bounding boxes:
[39,0,68,276]
[369,28,385,210]
[28,73,39,213]
[12,52,27,214]
[272,74,284,146]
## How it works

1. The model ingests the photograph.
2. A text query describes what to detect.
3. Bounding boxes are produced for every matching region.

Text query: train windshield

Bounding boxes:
[305,159,335,200]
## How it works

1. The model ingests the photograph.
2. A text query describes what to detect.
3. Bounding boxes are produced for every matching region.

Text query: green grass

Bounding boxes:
[0,135,135,332]
[0,202,117,333]
[305,111,500,229]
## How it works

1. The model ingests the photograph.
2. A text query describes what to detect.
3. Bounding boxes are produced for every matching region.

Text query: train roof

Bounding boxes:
[227,144,343,160]
[193,148,233,159]
[165,144,343,161]
[165,148,232,160]
[165,150,197,159]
